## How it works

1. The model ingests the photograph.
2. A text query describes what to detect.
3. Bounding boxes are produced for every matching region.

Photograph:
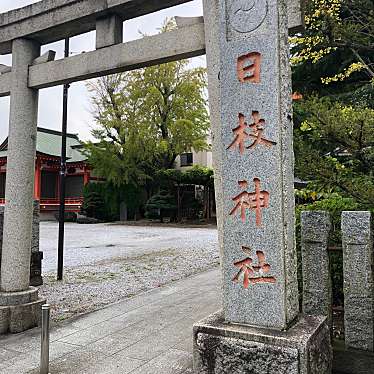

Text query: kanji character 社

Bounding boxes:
[233,246,276,288]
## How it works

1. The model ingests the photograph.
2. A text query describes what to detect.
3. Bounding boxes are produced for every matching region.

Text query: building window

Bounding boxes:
[180,153,193,167]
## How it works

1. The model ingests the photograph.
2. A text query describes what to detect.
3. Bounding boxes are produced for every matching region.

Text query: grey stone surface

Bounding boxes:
[0,0,193,54]
[204,0,298,329]
[0,38,40,293]
[196,332,299,374]
[0,202,41,286]
[32,50,56,65]
[120,202,128,221]
[31,200,40,253]
[342,211,373,351]
[0,269,221,373]
[0,268,356,373]
[96,14,123,50]
[175,16,204,28]
[0,64,11,73]
[7,297,45,333]
[193,311,332,374]
[29,22,206,90]
[0,207,3,270]
[0,287,45,334]
[301,211,332,326]
[288,0,305,33]
[0,286,38,306]
[0,71,11,97]
[333,339,374,374]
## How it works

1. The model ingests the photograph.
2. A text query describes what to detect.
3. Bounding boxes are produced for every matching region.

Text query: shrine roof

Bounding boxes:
[0,0,192,55]
[0,127,86,163]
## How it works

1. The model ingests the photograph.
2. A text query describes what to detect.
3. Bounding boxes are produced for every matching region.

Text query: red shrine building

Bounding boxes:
[0,127,91,214]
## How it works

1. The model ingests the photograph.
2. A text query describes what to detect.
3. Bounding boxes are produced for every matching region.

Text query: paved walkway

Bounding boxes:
[0,269,221,374]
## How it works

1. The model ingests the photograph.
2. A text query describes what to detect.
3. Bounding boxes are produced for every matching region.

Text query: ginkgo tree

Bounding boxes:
[291,0,374,97]
[84,20,210,188]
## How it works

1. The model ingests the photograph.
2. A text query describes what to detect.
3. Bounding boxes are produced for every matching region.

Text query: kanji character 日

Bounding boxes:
[233,246,276,289]
[229,178,269,226]
[237,52,261,83]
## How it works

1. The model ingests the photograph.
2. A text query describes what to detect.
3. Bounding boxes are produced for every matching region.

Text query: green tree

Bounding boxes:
[294,96,374,207]
[145,190,177,222]
[156,166,214,220]
[291,0,374,99]
[84,20,209,188]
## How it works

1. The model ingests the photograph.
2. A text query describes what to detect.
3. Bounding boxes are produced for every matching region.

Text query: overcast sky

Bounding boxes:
[0,0,205,143]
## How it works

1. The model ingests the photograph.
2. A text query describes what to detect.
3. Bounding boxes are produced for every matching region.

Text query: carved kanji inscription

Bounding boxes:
[227,112,276,154]
[229,178,269,226]
[233,246,276,288]
[237,52,261,83]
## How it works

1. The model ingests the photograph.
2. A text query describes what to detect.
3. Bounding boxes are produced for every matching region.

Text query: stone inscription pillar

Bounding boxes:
[208,0,299,329]
[301,211,332,326]
[194,1,332,372]
[0,39,45,335]
[1,39,40,292]
[342,211,373,351]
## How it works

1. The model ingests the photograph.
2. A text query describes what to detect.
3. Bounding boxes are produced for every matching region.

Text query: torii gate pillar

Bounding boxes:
[0,38,45,334]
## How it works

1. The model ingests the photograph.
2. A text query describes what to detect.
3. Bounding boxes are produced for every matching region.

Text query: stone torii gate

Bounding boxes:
[0,0,331,372]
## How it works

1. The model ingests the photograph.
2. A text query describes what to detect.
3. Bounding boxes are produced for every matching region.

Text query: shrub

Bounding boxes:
[145,191,177,222]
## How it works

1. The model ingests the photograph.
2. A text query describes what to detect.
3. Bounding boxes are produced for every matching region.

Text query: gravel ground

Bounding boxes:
[38,224,219,322]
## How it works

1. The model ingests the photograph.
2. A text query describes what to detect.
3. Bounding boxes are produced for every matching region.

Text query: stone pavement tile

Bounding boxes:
[46,341,80,361]
[0,352,39,374]
[116,330,181,361]
[0,347,23,363]
[61,308,125,331]
[57,319,129,346]
[173,337,193,353]
[49,324,82,342]
[87,320,153,356]
[152,289,204,309]
[40,347,108,374]
[109,303,159,325]
[0,331,41,354]
[0,341,80,374]
[130,348,193,374]
[81,353,145,374]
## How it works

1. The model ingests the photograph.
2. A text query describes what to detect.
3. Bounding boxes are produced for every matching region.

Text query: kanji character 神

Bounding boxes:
[233,246,276,288]
[229,178,269,226]
[227,112,276,154]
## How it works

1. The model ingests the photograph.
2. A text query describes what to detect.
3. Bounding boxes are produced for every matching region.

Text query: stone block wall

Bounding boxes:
[301,210,374,355]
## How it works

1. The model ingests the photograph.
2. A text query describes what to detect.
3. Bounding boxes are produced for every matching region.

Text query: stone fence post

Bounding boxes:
[30,200,43,286]
[301,211,332,327]
[342,211,373,351]
[32,200,40,253]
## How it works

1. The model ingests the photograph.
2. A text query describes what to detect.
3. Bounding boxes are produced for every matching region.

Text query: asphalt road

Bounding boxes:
[40,222,218,273]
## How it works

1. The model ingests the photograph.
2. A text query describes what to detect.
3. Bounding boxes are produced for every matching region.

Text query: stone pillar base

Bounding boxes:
[0,287,45,334]
[193,311,332,374]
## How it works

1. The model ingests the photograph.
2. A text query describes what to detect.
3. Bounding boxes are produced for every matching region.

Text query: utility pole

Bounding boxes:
[57,38,70,281]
